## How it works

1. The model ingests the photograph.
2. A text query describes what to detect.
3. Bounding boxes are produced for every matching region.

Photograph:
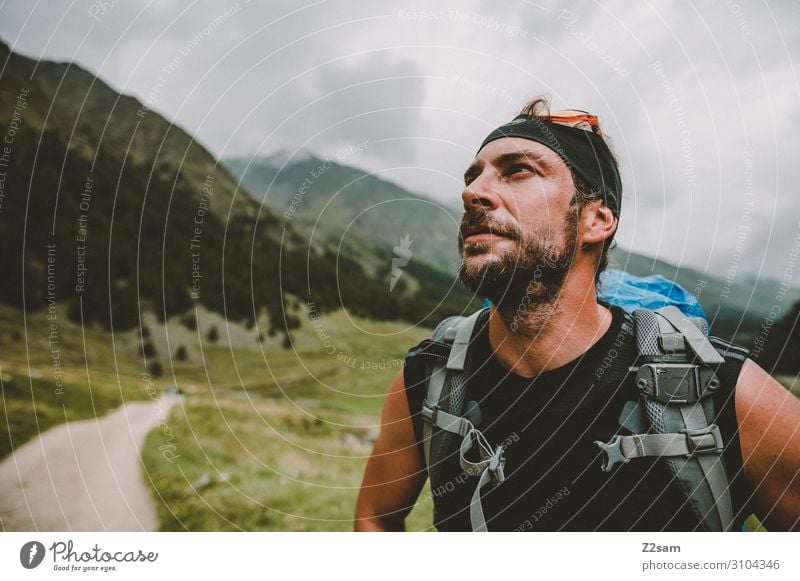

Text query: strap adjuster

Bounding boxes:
[423,401,474,437]
[421,400,438,425]
[487,447,506,483]
[681,424,723,456]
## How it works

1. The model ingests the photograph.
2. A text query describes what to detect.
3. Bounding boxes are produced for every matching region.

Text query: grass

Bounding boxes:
[0,302,435,530]
[0,305,152,459]
[142,396,433,531]
[7,302,799,532]
[0,375,128,459]
[140,308,434,531]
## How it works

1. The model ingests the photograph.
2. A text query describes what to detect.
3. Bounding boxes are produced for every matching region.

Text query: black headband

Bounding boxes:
[478,115,622,218]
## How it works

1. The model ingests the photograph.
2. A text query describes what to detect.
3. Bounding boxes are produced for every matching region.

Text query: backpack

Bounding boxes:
[420,305,738,532]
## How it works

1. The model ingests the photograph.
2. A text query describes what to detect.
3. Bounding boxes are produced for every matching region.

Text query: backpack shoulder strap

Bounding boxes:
[595,306,735,531]
[421,309,484,468]
[430,315,464,343]
[421,308,505,531]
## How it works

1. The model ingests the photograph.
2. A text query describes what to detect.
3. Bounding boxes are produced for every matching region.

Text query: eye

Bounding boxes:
[506,164,536,177]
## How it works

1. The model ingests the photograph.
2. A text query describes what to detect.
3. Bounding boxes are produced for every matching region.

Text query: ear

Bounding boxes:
[580,201,617,246]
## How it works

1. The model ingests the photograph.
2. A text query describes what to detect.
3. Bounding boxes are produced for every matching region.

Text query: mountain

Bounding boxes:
[223,152,464,276]
[225,152,800,345]
[4,35,783,348]
[0,40,474,338]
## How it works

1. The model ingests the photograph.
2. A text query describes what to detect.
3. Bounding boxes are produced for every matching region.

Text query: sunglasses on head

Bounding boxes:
[541,110,603,137]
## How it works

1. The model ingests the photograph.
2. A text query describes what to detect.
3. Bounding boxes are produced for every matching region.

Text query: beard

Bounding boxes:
[457,207,578,312]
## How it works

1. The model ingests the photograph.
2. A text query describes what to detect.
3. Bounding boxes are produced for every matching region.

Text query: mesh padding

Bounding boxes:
[449,373,467,417]
[634,309,662,355]
[433,372,467,482]
[643,395,665,434]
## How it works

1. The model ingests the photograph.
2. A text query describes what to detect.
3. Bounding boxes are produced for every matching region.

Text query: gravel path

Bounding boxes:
[0,396,178,531]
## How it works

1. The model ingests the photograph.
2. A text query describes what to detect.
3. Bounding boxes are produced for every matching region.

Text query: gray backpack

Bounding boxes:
[420,306,737,531]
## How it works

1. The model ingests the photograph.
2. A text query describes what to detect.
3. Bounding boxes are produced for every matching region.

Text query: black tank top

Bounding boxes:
[404,304,752,531]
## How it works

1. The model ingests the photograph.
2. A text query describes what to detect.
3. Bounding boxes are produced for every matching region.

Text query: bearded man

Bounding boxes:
[354,97,800,532]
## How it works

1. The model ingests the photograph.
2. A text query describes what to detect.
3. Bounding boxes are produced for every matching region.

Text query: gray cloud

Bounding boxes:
[1,0,798,284]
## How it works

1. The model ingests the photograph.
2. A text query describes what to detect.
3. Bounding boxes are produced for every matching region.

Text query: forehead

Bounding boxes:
[471,137,568,172]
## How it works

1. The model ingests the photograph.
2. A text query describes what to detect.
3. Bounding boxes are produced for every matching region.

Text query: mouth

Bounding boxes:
[462,226,510,244]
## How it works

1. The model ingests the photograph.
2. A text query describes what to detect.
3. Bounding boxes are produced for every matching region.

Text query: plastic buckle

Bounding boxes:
[421,401,438,425]
[488,447,506,484]
[681,424,723,456]
[635,363,700,404]
[595,435,630,472]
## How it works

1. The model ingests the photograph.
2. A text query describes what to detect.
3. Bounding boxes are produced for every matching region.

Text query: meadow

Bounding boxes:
[3,304,798,531]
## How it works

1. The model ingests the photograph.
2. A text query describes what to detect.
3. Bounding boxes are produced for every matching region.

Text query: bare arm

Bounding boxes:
[736,359,800,531]
[354,370,427,531]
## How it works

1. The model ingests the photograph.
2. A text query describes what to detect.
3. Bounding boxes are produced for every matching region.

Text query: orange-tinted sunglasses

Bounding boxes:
[543,111,602,137]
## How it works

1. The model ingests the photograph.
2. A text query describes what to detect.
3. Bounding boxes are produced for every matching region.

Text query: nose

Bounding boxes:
[461,174,500,212]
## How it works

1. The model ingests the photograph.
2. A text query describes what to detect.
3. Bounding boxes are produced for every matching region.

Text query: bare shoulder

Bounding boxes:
[734,359,800,530]
[735,359,800,435]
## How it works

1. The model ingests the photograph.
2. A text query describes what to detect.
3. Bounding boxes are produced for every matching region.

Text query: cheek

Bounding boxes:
[518,204,560,240]
[505,175,574,233]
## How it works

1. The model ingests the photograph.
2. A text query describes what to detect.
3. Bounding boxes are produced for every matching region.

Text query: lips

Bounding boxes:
[462,226,509,243]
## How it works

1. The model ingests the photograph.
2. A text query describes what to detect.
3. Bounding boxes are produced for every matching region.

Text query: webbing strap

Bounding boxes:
[422,308,494,530]
[422,310,485,469]
[619,432,708,457]
[422,365,448,469]
[422,403,474,438]
[446,310,484,371]
[602,307,734,531]
[459,428,506,532]
[596,424,723,471]
[658,307,724,365]
[680,404,734,531]
[469,470,492,533]
[469,469,495,533]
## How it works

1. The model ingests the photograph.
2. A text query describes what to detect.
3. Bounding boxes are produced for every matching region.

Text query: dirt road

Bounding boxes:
[0,396,178,531]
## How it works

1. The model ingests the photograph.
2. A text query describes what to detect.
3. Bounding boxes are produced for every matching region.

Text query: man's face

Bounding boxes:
[457,137,580,309]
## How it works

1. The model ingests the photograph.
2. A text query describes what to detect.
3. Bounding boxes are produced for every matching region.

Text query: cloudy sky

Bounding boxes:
[2,0,799,285]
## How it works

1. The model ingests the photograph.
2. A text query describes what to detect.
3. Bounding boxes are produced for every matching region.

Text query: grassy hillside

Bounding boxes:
[141,310,434,531]
[0,305,148,458]
[0,298,435,529]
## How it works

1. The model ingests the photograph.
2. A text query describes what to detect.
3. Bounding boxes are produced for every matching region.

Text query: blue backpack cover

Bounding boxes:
[597,268,706,319]
[481,269,707,320]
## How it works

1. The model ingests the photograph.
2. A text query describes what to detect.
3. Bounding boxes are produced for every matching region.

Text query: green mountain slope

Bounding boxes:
[0,40,473,335]
[224,152,464,275]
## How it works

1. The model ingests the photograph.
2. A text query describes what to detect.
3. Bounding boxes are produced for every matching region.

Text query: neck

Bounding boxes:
[487,270,613,378]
